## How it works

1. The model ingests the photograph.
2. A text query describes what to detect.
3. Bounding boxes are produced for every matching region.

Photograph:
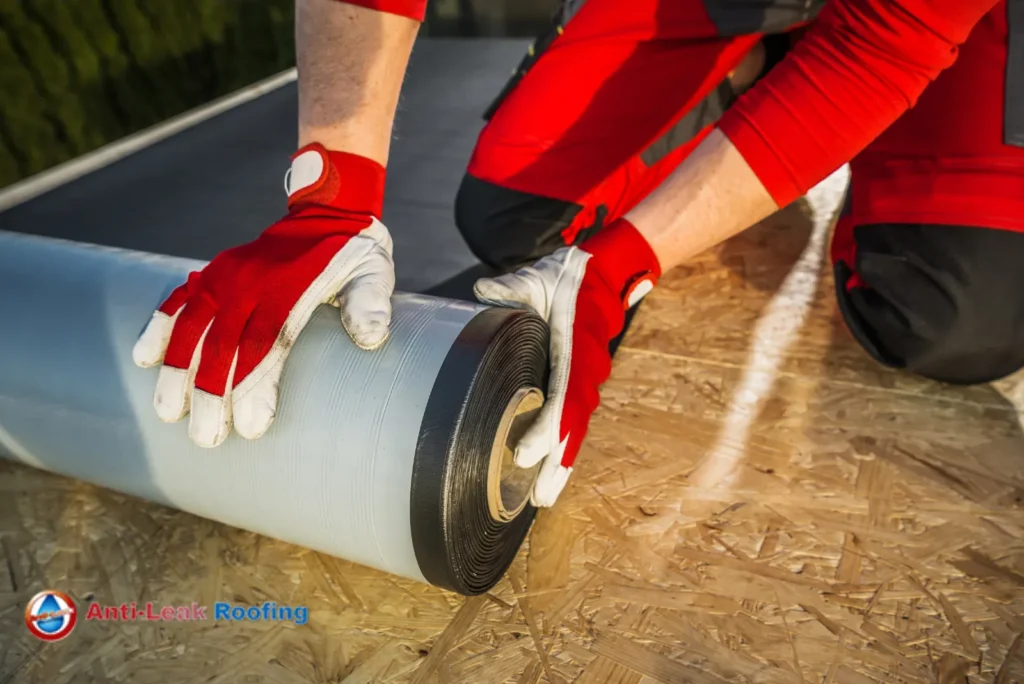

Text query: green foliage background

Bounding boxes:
[0,0,556,190]
[0,0,295,189]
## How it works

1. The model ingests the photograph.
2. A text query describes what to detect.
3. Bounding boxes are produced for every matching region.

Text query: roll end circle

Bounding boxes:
[487,386,544,523]
[410,306,549,596]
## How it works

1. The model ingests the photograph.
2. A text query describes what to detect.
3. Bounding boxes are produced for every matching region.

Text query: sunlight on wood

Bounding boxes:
[2,169,1023,682]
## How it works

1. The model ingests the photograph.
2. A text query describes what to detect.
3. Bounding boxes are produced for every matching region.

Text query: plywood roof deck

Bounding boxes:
[1,40,1022,684]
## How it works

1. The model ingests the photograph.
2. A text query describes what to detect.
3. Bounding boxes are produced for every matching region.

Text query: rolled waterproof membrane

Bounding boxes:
[0,230,549,595]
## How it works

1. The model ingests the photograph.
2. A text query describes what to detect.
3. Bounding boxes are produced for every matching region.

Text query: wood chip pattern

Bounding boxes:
[2,172,1023,682]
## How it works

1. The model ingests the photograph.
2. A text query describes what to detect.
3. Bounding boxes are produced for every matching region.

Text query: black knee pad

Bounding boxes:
[455,174,596,272]
[834,223,1024,385]
[454,173,635,357]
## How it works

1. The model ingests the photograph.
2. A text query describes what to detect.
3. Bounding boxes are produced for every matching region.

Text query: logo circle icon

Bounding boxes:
[25,590,77,641]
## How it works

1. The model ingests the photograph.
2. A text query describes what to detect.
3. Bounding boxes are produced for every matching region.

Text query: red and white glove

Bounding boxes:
[474,219,661,506]
[132,143,396,448]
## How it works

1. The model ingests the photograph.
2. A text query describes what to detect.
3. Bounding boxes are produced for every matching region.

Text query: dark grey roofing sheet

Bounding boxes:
[0,39,528,295]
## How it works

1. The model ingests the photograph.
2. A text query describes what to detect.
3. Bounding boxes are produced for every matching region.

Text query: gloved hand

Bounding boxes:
[474,218,661,506]
[132,143,395,448]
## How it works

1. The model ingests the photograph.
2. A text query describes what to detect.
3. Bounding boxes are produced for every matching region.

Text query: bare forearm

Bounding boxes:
[296,0,420,165]
[625,0,996,274]
[625,128,777,272]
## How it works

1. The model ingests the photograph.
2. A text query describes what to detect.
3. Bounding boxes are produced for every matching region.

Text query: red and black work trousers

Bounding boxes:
[455,0,1024,385]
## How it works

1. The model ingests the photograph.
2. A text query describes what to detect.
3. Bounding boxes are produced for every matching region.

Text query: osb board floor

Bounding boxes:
[2,169,1024,683]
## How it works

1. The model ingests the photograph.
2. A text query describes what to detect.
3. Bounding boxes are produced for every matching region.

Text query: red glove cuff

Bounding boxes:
[333,0,427,22]
[286,143,386,218]
[581,218,662,309]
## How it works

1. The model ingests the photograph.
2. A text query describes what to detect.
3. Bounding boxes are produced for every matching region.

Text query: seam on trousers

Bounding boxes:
[639,80,734,167]
[702,0,825,36]
[1007,0,1024,147]
[561,0,588,24]
[483,2,575,121]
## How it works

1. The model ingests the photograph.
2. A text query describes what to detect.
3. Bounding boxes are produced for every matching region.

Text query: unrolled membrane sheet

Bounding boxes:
[0,230,549,595]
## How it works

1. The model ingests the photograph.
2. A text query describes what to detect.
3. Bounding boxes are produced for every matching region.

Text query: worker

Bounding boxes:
[132,0,1024,506]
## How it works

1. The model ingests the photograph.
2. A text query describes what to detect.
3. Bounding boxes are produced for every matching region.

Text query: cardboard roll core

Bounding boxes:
[487,387,544,522]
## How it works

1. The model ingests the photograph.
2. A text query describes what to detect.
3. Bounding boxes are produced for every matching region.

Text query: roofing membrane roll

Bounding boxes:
[0,231,548,595]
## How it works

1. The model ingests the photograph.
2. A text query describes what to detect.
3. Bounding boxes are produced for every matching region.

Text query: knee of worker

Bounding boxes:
[455,174,584,273]
[834,223,1024,386]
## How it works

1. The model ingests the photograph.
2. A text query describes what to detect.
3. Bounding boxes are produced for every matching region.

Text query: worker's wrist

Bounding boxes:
[297,120,393,168]
[581,218,662,310]
[286,142,386,218]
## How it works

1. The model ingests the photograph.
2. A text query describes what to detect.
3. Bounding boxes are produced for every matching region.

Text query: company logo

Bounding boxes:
[25,590,77,641]
[24,592,308,640]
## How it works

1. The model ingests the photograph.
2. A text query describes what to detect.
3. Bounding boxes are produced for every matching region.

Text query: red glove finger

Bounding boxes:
[133,144,395,447]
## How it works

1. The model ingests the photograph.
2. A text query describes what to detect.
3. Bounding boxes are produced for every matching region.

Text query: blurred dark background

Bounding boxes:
[0,0,556,189]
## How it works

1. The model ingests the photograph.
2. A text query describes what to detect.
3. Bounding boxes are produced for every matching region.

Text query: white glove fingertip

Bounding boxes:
[189,352,237,447]
[531,463,572,508]
[473,276,532,310]
[473,278,511,304]
[133,311,176,368]
[153,366,191,423]
[189,389,232,448]
[153,320,208,423]
[513,397,563,466]
[513,425,550,469]
[337,247,394,351]
[233,373,280,441]
[531,434,572,507]
[343,308,391,351]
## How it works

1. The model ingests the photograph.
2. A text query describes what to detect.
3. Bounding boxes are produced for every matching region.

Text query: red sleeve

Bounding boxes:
[336,0,427,22]
[716,0,1000,207]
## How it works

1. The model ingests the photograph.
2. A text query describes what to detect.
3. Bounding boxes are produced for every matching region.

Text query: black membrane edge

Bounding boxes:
[410,307,549,595]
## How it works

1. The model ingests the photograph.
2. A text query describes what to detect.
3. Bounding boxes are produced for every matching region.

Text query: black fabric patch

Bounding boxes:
[455,174,594,271]
[833,260,903,369]
[638,31,794,168]
[453,175,637,355]
[640,80,735,167]
[834,222,1024,385]
[761,31,794,72]
[1007,0,1024,147]
[701,0,825,36]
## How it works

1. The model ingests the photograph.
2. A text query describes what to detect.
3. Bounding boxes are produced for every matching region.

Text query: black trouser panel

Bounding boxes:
[455,175,604,271]
[835,223,1024,385]
[455,175,638,356]
[701,0,825,35]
